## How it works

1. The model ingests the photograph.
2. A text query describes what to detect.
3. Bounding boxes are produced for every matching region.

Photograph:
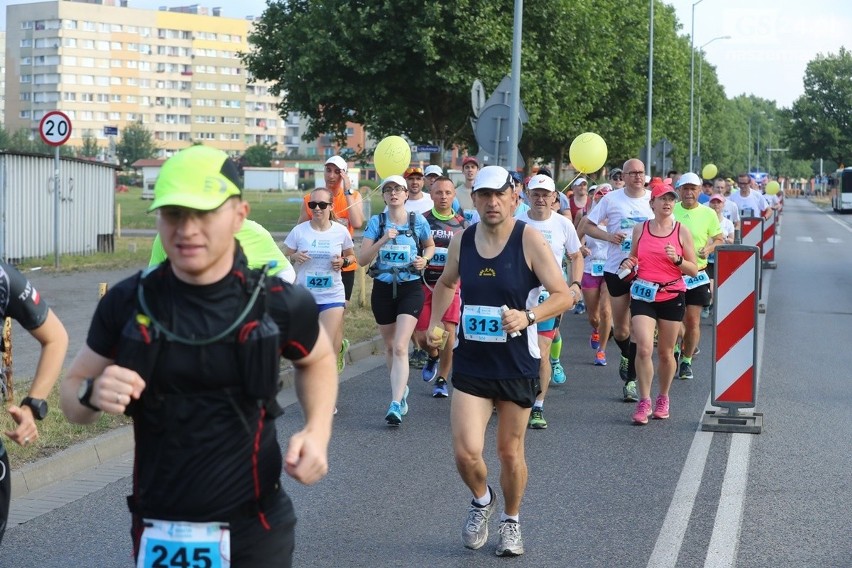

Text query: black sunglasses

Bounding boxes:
[308,201,332,210]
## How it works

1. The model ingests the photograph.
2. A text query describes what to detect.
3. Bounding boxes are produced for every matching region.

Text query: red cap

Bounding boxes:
[651,184,677,199]
[462,156,479,167]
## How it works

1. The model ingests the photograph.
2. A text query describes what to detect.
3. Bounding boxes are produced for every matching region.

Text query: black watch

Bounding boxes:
[21,397,48,420]
[77,377,101,412]
[524,310,537,326]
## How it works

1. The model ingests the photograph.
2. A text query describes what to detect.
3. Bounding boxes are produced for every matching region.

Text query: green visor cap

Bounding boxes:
[149,145,242,212]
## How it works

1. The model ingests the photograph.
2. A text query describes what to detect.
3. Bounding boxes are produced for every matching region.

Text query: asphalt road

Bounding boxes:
[1,199,850,567]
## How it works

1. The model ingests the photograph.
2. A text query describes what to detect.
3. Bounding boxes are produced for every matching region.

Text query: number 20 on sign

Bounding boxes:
[39,110,73,146]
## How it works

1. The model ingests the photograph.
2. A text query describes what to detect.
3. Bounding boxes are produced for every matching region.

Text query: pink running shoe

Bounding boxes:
[632,398,652,425]
[653,394,670,419]
[590,329,601,350]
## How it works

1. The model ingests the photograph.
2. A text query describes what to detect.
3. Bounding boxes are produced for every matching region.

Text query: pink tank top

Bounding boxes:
[635,221,686,301]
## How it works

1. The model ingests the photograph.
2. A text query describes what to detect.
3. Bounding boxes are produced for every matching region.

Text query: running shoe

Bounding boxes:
[409,348,427,369]
[693,347,701,356]
[653,394,670,419]
[679,361,694,380]
[701,305,711,319]
[551,359,567,384]
[337,338,350,374]
[528,407,547,429]
[573,300,586,315]
[590,329,600,350]
[433,377,449,398]
[595,350,607,366]
[619,355,630,382]
[633,398,652,425]
[463,489,497,550]
[496,520,525,557]
[400,385,410,416]
[623,380,639,402]
[422,356,439,382]
[385,401,402,426]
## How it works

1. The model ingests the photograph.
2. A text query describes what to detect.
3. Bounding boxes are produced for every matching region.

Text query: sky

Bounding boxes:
[3,0,850,109]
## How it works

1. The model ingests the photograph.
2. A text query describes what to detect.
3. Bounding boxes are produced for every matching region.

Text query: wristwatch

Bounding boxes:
[21,397,48,420]
[77,377,101,412]
[345,189,354,196]
[524,310,537,326]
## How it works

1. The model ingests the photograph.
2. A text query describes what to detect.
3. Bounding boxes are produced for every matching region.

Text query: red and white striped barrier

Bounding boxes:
[762,210,777,268]
[711,245,760,409]
[740,217,763,251]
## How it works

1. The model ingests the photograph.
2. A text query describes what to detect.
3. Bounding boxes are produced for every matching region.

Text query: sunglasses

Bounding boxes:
[610,175,623,180]
[382,186,407,194]
[308,201,332,210]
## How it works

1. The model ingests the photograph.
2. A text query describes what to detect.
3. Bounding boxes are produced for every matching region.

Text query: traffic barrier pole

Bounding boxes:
[762,210,777,269]
[702,245,763,433]
[740,217,766,313]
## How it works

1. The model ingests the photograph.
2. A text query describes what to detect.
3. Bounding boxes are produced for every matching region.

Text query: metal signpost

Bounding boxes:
[38,110,72,268]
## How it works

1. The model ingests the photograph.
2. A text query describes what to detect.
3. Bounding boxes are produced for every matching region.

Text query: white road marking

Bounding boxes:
[827,237,843,243]
[825,213,852,233]
[795,236,813,242]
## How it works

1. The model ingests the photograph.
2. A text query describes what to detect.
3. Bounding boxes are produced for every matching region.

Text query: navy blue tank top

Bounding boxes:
[454,221,541,380]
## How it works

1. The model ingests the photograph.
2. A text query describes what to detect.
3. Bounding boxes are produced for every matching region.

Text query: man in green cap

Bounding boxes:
[60,145,337,567]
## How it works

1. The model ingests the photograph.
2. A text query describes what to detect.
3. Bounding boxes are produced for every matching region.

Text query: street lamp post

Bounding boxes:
[696,35,731,170]
[645,0,654,171]
[688,0,705,172]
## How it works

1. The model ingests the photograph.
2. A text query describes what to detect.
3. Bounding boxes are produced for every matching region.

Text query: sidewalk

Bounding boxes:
[8,336,385,529]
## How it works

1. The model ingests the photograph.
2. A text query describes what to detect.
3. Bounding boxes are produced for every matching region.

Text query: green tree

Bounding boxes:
[785,47,852,167]
[115,121,158,167]
[241,143,276,167]
[80,132,100,158]
[243,0,512,153]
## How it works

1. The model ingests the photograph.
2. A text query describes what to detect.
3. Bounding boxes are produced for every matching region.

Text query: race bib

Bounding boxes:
[430,247,449,267]
[620,236,632,253]
[305,271,333,289]
[591,259,605,277]
[462,305,507,343]
[137,519,229,568]
[683,270,710,290]
[630,278,659,303]
[378,244,410,267]
[464,210,476,223]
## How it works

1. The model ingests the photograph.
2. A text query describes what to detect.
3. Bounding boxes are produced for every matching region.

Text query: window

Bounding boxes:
[20,39,32,48]
[21,75,32,83]
[111,94,121,102]
[83,21,96,32]
[63,20,77,30]
[64,56,77,66]
[80,57,95,68]
[81,75,94,85]
[81,93,94,102]
[63,92,76,101]
[63,38,77,48]
[111,42,122,50]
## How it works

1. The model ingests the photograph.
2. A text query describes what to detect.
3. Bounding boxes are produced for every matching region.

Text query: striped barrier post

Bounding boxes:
[762,210,777,269]
[740,217,766,313]
[702,245,763,433]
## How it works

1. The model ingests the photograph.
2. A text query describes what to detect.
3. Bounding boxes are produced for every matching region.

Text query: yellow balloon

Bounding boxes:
[374,136,411,178]
[569,132,608,174]
[766,180,780,195]
[702,164,718,179]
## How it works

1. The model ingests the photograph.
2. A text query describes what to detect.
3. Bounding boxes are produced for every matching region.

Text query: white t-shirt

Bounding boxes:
[729,190,767,217]
[283,221,354,305]
[516,210,582,269]
[582,226,609,276]
[719,217,735,241]
[586,188,653,273]
[722,199,740,224]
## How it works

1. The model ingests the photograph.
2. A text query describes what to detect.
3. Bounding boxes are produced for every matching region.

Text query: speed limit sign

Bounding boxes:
[39,110,72,147]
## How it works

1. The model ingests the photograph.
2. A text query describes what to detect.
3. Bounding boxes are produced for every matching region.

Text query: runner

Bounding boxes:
[357,175,435,426]
[297,155,364,373]
[713,177,740,230]
[729,173,769,219]
[424,164,443,193]
[580,184,613,366]
[516,174,583,429]
[618,182,698,424]
[413,177,469,398]
[673,173,723,379]
[284,187,355,386]
[149,218,296,283]
[59,145,336,567]
[456,156,479,219]
[426,165,573,557]
[578,158,653,402]
[705,193,736,318]
[0,263,68,545]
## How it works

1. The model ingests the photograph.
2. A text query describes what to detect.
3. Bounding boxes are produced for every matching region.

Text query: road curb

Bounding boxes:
[11,335,384,500]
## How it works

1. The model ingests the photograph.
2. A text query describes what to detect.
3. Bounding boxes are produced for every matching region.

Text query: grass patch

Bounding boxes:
[115,186,387,233]
[13,236,155,273]
[2,387,132,469]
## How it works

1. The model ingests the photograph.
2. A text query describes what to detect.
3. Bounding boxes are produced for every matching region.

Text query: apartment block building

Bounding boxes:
[4,0,365,159]
[0,32,5,125]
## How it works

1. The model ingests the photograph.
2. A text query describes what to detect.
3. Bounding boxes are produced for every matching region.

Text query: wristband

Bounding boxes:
[570,281,582,289]
[674,255,683,266]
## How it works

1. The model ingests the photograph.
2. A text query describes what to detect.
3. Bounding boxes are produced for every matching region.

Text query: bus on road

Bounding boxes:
[831,167,852,213]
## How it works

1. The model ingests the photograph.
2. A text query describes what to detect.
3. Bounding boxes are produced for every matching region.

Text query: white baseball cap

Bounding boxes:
[424,165,443,177]
[473,166,513,192]
[676,172,702,188]
[527,174,556,192]
[324,155,348,172]
[378,175,407,192]
[572,177,588,187]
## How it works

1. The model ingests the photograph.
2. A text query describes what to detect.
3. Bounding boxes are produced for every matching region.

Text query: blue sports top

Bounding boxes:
[453,221,542,380]
[363,212,432,284]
